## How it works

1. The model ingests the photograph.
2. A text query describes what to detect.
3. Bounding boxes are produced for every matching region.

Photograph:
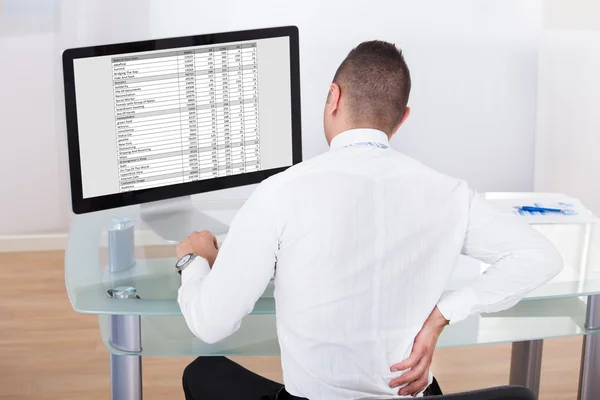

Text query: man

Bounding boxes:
[176,41,562,399]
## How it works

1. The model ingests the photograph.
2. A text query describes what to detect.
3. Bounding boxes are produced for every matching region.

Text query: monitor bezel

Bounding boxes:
[62,26,301,214]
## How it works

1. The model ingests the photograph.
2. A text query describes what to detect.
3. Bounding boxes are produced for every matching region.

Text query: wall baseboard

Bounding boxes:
[0,230,192,253]
[0,233,68,252]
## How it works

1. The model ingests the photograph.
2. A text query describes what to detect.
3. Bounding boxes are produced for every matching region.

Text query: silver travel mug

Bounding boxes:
[108,218,135,273]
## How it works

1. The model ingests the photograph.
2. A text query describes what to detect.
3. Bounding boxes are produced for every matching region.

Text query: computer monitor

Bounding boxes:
[62,26,301,215]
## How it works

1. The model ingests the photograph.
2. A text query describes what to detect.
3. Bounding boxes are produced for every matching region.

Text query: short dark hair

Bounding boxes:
[332,40,411,133]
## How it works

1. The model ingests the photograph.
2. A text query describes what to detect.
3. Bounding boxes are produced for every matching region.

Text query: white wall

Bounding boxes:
[0,15,68,235]
[534,0,600,215]
[0,0,543,235]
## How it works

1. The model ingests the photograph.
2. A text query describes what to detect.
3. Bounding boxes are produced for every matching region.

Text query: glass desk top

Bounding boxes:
[65,199,600,316]
[64,195,600,355]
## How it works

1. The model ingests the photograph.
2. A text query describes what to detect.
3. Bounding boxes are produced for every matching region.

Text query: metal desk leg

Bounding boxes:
[109,315,142,400]
[578,295,600,400]
[509,339,543,398]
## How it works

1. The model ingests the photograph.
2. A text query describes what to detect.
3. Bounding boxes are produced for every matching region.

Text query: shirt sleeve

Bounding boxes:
[436,190,563,324]
[177,182,279,343]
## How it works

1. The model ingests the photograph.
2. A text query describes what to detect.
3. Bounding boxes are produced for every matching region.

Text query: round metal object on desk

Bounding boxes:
[107,286,139,300]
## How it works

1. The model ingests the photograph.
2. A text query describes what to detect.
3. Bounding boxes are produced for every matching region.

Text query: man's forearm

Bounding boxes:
[439,192,564,324]
[424,306,449,332]
[437,245,562,324]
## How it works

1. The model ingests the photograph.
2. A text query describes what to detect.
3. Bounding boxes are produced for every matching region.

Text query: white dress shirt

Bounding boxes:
[178,128,562,399]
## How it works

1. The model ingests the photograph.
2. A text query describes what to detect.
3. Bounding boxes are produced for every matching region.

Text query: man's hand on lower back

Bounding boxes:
[389,306,449,396]
[176,230,219,267]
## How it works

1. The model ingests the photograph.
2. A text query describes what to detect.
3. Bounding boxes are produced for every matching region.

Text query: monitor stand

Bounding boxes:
[140,196,230,243]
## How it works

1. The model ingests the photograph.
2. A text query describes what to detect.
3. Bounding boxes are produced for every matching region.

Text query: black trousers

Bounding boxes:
[183,356,287,400]
[183,356,442,400]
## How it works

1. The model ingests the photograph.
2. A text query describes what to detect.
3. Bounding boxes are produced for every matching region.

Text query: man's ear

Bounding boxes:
[399,107,410,126]
[327,83,341,115]
[394,107,411,131]
[389,107,411,139]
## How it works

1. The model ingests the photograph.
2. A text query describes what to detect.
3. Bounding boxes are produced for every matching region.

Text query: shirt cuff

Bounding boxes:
[181,257,211,284]
[436,288,478,325]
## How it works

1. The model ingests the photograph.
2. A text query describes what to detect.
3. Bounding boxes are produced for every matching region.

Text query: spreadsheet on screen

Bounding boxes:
[72,36,293,199]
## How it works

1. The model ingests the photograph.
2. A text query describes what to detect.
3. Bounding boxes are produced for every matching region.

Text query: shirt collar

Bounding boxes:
[329,128,390,151]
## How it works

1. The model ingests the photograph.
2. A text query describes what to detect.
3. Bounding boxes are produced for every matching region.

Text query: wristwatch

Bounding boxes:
[175,253,197,275]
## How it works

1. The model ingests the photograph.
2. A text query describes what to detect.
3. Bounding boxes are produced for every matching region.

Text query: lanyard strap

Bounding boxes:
[347,141,389,149]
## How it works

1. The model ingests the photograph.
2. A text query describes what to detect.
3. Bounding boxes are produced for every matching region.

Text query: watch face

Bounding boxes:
[176,254,192,268]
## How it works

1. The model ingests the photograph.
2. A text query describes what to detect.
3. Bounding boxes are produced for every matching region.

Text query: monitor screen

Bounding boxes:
[63,26,301,213]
